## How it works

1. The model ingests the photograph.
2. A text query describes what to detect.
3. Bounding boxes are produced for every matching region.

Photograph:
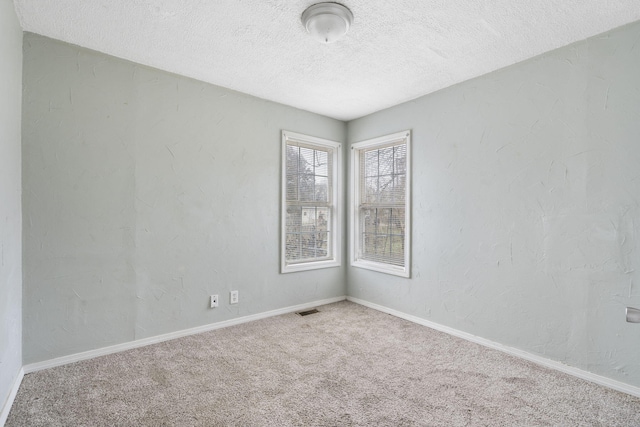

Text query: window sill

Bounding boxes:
[281,259,340,274]
[351,259,410,278]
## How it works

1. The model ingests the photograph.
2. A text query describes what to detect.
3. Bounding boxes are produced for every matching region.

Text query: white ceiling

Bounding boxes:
[13,0,640,121]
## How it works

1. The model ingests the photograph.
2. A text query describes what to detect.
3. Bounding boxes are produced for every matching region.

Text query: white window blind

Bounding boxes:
[351,131,410,277]
[281,131,341,273]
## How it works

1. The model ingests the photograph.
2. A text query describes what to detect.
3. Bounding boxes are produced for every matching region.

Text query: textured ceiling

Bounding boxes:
[13,0,640,121]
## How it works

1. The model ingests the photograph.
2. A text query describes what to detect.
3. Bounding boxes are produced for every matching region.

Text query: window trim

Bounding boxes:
[281,130,341,273]
[350,130,411,278]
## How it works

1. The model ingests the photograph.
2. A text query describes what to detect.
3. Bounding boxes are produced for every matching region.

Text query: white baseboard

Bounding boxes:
[24,296,346,374]
[347,296,640,399]
[0,367,24,427]
[19,294,639,404]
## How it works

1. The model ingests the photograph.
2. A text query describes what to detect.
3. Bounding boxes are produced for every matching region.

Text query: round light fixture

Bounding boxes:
[301,2,353,44]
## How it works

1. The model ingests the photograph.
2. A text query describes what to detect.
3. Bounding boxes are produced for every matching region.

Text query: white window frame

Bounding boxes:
[350,130,411,278]
[281,131,341,273]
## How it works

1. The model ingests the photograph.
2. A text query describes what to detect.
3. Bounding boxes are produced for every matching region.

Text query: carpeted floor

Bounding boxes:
[7,301,640,426]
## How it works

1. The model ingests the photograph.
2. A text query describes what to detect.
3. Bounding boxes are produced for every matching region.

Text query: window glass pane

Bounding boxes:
[286,146,299,201]
[390,208,405,235]
[392,175,405,203]
[283,134,338,270]
[378,146,394,176]
[294,207,331,231]
[354,135,408,272]
[361,144,407,205]
[394,144,407,174]
[287,207,332,262]
[360,207,404,266]
[389,236,405,266]
[286,146,299,174]
[363,177,379,204]
[286,206,302,232]
[286,173,298,201]
[316,207,330,232]
[362,208,377,234]
[314,176,328,202]
[301,207,316,228]
[297,231,331,260]
[378,175,394,203]
[371,235,390,259]
[291,147,332,203]
[364,150,378,177]
[300,233,316,259]
[299,147,314,173]
[286,233,301,261]
[315,150,328,176]
[315,232,329,257]
[393,145,407,203]
[377,208,392,234]
[298,174,315,202]
[362,232,375,257]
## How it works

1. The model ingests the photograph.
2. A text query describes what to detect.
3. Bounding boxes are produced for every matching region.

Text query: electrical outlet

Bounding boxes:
[230,290,239,304]
[210,294,219,308]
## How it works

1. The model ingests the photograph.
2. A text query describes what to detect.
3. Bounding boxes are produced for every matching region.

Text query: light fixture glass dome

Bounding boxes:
[301,3,353,44]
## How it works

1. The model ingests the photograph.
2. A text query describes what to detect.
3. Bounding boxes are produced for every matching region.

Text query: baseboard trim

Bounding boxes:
[24,296,346,374]
[347,296,640,399]
[0,367,24,427]
[21,295,640,399]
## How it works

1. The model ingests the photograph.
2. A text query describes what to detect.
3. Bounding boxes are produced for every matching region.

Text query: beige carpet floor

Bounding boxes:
[7,301,640,426]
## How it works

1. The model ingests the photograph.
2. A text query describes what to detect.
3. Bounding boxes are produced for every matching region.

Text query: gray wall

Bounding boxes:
[348,21,640,387]
[0,0,23,414]
[22,33,347,364]
[18,18,640,390]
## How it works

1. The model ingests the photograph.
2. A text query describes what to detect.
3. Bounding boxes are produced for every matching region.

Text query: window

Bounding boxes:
[281,131,341,273]
[351,131,411,277]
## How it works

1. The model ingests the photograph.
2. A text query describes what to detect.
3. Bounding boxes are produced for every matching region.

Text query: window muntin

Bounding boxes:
[282,131,341,273]
[351,131,410,277]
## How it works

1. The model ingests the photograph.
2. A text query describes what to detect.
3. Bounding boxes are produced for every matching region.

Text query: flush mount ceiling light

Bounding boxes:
[301,2,353,44]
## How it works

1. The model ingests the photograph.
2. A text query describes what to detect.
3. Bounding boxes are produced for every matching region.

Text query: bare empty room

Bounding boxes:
[1,0,640,425]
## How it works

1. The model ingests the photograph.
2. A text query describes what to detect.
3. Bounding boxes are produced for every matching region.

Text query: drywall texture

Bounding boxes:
[348,21,640,387]
[22,33,346,364]
[14,0,640,121]
[0,0,23,416]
